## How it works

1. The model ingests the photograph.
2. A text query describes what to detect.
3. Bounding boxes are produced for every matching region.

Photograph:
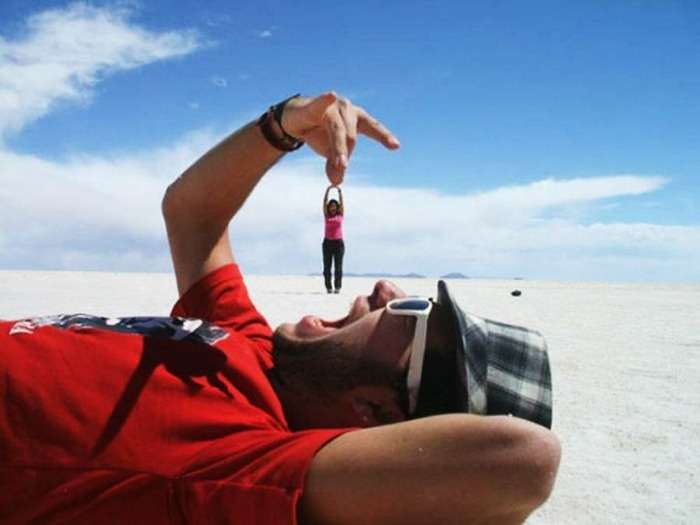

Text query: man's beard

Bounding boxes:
[271,329,404,401]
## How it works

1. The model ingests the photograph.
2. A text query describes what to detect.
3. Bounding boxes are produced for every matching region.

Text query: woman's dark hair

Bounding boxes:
[326,199,340,211]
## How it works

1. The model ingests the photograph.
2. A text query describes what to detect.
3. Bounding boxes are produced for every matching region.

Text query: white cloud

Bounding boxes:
[0,3,201,141]
[210,75,228,88]
[0,126,221,271]
[259,29,272,38]
[1,133,697,282]
[230,168,700,281]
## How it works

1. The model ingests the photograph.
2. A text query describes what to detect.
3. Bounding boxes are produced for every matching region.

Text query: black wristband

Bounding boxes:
[257,94,305,152]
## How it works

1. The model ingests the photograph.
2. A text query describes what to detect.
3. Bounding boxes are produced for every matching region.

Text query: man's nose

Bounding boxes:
[369,280,405,310]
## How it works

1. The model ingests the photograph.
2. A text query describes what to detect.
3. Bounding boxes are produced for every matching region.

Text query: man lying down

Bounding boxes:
[0,92,560,525]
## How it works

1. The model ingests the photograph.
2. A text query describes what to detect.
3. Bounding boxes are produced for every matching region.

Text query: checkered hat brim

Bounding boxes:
[433,280,553,428]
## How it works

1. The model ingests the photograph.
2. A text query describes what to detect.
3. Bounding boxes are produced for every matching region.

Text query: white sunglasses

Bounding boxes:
[386,297,433,415]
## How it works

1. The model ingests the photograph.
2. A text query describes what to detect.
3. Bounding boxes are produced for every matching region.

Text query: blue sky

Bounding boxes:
[1,1,698,282]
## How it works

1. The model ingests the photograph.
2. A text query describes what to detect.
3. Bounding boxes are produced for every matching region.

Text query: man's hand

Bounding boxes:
[282,92,400,185]
[164,91,398,295]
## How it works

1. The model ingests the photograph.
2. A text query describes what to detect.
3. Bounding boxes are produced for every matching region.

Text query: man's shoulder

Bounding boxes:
[172,263,273,344]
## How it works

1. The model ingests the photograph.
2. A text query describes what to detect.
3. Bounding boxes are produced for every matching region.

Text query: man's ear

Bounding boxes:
[350,397,375,426]
[349,386,407,427]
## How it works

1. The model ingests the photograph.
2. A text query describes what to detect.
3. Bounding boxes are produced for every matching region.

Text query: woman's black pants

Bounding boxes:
[322,239,345,291]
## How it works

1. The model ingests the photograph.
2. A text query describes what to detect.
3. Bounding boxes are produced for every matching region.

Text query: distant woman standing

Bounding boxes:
[322,185,345,294]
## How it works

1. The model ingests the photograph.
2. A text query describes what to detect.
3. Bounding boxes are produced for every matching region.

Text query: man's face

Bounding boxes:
[279,278,407,337]
[272,280,417,427]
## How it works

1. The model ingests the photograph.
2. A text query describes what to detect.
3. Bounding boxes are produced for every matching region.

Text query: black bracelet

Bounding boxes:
[257,94,305,152]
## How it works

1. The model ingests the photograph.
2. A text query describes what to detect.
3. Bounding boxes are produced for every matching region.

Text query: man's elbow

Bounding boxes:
[518,424,561,509]
[493,417,562,513]
[452,415,561,519]
[161,179,183,225]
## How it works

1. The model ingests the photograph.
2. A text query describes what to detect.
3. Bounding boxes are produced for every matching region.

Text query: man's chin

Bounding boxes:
[272,324,299,352]
[272,325,319,357]
[274,322,294,339]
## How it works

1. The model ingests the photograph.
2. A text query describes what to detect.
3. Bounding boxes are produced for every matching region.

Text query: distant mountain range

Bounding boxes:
[307,271,471,279]
[308,272,427,278]
[440,272,469,279]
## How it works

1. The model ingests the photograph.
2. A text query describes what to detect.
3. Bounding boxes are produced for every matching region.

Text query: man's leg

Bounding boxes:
[322,240,333,292]
[300,414,560,525]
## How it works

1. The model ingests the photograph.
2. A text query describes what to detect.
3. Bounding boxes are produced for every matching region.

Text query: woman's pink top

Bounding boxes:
[324,213,344,240]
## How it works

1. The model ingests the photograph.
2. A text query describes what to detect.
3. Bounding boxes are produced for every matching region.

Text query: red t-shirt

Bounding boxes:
[0,264,351,524]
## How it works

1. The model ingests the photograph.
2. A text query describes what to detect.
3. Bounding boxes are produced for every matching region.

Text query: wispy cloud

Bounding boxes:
[210,75,228,87]
[202,12,232,28]
[259,29,273,38]
[0,2,202,141]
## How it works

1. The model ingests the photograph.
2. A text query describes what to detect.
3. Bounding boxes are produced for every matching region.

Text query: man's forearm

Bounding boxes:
[162,119,285,293]
[163,121,283,229]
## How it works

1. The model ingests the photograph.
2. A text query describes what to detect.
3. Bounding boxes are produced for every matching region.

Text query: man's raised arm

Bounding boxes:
[162,92,399,295]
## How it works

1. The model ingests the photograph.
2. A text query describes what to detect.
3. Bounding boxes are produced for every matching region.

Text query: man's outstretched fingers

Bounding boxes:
[324,107,349,182]
[357,107,400,150]
[338,99,358,159]
[280,92,399,185]
[325,158,344,186]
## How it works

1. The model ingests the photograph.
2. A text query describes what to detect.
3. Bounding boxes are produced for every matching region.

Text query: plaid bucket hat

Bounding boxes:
[415,280,553,428]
